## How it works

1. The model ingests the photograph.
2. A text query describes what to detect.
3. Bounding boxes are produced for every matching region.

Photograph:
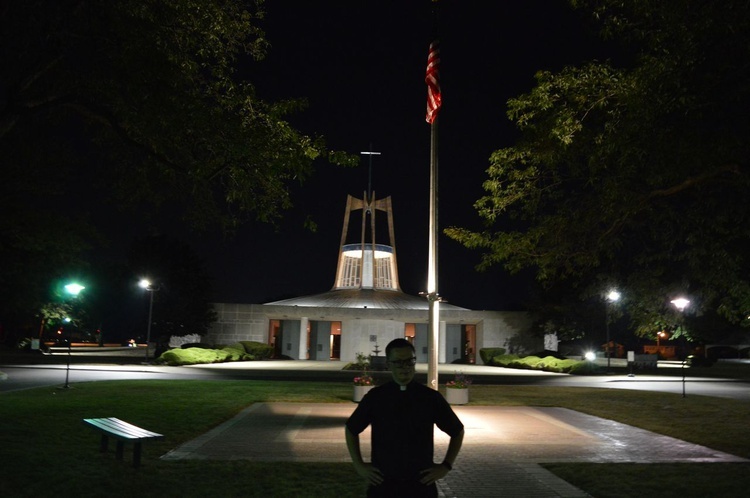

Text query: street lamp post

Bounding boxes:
[63,283,85,388]
[63,317,72,388]
[139,279,158,363]
[671,297,690,398]
[605,290,621,373]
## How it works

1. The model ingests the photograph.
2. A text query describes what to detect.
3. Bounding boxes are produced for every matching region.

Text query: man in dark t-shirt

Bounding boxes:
[345,339,465,498]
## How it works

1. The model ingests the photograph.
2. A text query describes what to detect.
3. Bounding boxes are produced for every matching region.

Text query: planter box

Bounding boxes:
[445,387,469,405]
[353,385,374,402]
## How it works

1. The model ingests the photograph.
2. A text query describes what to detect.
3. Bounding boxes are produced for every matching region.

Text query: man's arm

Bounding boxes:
[345,426,384,486]
[419,428,465,485]
[442,428,464,469]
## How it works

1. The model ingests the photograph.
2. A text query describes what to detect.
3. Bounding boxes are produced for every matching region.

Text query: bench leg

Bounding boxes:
[115,441,124,461]
[99,434,109,453]
[133,442,142,468]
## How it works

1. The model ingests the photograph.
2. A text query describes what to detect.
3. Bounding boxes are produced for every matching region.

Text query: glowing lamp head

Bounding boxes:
[64,283,85,296]
[671,298,690,311]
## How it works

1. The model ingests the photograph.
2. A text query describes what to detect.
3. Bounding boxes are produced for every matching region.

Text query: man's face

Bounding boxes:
[387,346,416,386]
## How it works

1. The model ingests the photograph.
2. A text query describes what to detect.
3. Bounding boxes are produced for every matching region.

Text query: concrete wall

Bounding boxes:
[340,318,404,362]
[205,303,536,365]
[206,303,268,345]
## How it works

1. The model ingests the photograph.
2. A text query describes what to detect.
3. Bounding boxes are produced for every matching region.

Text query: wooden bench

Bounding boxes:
[83,417,164,467]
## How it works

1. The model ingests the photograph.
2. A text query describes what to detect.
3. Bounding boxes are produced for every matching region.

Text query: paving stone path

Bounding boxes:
[163,403,746,497]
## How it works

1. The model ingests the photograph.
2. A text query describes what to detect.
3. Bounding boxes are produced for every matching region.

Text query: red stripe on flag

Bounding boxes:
[425,40,441,124]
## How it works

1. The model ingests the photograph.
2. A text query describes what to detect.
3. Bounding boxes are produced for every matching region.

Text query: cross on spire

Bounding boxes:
[360,144,381,203]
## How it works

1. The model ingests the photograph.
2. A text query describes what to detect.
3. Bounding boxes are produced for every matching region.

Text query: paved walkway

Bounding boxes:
[162,403,747,498]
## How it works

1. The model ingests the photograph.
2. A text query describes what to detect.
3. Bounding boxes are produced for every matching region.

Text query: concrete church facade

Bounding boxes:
[204,192,538,364]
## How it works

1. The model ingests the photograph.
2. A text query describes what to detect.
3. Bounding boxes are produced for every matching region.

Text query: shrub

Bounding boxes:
[355,352,370,370]
[223,343,246,353]
[161,347,243,366]
[506,359,536,370]
[529,350,568,360]
[535,356,580,373]
[491,353,582,373]
[239,341,273,359]
[181,342,212,349]
[568,360,601,375]
[223,348,251,361]
[521,355,543,366]
[221,343,252,361]
[480,348,507,364]
[490,354,520,367]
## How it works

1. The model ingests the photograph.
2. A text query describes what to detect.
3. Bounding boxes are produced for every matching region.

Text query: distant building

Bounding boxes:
[205,192,537,364]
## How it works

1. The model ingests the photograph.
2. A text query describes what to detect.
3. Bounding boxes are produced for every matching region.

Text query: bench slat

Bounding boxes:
[83,417,163,441]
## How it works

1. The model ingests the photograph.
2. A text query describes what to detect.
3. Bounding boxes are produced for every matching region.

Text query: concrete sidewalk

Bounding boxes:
[162,403,747,498]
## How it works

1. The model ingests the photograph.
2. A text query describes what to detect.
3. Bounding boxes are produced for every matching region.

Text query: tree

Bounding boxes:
[446,0,750,339]
[128,235,217,341]
[0,1,355,328]
[1,0,353,226]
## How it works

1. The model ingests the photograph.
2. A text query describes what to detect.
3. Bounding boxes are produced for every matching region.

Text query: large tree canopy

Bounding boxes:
[446,0,750,339]
[127,235,217,340]
[0,0,354,326]
[1,0,353,228]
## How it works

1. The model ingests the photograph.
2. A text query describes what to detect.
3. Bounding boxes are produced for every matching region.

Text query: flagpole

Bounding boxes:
[424,36,442,391]
[427,116,439,391]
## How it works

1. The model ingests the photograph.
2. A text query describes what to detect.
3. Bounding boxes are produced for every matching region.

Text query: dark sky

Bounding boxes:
[180,1,609,309]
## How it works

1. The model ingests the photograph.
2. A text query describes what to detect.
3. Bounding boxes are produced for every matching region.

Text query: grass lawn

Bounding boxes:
[1,375,749,497]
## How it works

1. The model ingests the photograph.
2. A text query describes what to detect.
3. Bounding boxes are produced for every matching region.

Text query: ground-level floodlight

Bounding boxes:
[584,351,596,374]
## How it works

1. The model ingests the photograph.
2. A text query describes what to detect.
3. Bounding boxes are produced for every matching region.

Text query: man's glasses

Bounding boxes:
[389,357,416,367]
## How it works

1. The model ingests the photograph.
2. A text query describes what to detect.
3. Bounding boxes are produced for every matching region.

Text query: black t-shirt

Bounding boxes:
[346,381,464,480]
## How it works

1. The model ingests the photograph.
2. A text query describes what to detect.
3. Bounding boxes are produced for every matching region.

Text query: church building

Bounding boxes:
[204,191,536,364]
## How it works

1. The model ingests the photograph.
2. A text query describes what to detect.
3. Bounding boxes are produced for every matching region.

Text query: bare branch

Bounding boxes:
[648,163,741,198]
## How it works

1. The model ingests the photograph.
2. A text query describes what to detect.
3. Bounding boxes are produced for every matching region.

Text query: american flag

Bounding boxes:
[425,40,441,124]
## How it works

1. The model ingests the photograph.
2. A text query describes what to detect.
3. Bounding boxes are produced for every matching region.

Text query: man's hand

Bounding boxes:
[354,462,384,486]
[418,463,450,485]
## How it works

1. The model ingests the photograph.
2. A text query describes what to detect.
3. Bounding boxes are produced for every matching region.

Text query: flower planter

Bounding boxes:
[445,387,469,405]
[353,385,374,402]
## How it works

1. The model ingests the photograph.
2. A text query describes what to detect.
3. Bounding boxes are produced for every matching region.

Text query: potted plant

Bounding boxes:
[353,374,375,402]
[444,371,471,405]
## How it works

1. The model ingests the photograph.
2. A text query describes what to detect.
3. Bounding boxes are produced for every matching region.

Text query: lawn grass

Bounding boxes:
[542,462,750,498]
[0,380,366,497]
[1,378,749,497]
[606,360,750,381]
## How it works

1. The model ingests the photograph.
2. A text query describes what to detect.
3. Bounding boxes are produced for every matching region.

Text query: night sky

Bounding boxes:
[145,1,611,310]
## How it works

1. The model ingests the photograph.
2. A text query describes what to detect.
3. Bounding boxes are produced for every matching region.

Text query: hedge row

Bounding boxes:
[488,353,588,374]
[159,341,273,366]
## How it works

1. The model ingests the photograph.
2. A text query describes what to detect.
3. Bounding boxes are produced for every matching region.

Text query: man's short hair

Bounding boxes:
[386,338,415,359]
